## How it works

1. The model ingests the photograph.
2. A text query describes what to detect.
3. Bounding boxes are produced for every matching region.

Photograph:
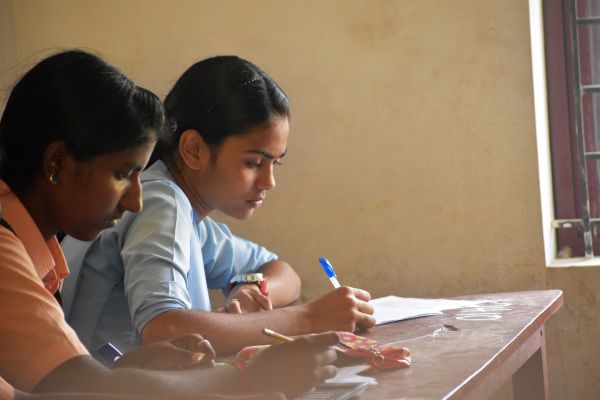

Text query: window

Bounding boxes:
[531,0,600,266]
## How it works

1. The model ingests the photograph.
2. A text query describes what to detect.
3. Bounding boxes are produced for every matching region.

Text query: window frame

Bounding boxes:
[531,0,600,266]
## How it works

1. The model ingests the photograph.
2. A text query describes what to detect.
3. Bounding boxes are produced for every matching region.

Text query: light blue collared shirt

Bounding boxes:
[61,160,277,354]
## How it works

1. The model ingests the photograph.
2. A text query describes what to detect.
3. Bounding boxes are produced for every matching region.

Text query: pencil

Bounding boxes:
[262,328,294,343]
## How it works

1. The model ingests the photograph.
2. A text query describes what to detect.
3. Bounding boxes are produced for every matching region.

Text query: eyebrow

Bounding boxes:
[122,161,142,169]
[245,149,287,159]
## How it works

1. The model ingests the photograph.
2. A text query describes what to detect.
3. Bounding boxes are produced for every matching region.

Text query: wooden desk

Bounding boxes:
[359,290,563,400]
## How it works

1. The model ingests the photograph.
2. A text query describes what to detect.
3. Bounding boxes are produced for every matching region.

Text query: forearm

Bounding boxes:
[141,286,376,355]
[258,260,300,307]
[34,355,249,397]
[141,307,312,355]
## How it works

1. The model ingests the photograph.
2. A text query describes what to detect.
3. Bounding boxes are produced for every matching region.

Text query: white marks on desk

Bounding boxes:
[431,324,458,337]
[455,300,512,321]
[386,324,459,345]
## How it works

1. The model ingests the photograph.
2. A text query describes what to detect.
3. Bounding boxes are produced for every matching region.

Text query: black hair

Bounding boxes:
[0,49,166,194]
[153,55,289,163]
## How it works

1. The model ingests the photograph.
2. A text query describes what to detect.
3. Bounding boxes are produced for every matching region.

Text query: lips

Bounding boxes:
[246,197,265,208]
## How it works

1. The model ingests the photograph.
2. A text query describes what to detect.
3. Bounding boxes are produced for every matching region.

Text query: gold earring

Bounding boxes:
[49,172,60,184]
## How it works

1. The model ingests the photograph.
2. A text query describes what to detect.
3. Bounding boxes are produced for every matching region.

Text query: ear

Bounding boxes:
[42,140,70,184]
[178,129,210,170]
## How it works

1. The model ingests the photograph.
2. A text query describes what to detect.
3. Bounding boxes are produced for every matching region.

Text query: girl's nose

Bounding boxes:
[257,164,276,191]
[120,176,143,213]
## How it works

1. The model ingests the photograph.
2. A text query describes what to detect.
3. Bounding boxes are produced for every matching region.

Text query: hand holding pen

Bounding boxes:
[300,257,376,332]
[247,331,339,397]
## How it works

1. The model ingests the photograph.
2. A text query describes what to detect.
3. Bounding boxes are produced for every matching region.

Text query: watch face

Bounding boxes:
[229,273,268,295]
[243,273,264,282]
[231,272,264,284]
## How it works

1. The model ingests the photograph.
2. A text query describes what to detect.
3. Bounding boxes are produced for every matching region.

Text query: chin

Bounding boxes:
[226,208,255,220]
[66,228,102,242]
[240,208,257,219]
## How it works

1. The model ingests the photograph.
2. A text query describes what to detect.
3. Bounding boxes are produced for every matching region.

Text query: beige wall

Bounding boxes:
[1,0,597,398]
[0,0,17,112]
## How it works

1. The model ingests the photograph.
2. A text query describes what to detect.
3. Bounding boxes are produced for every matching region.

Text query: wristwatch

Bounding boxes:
[228,272,268,295]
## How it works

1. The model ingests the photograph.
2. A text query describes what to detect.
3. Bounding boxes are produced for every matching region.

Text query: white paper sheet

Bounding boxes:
[371,295,485,325]
[325,365,376,385]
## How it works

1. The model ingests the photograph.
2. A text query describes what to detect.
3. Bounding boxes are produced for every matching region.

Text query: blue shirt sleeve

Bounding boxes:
[200,218,278,293]
[121,179,195,335]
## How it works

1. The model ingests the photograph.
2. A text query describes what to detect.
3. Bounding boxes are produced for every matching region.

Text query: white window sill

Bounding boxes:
[547,257,600,268]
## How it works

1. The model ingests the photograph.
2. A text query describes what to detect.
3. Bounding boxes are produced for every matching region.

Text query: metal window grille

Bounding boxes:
[553,0,600,258]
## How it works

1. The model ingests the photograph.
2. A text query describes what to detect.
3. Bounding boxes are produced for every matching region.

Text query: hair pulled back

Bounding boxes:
[0,50,165,194]
[154,55,289,162]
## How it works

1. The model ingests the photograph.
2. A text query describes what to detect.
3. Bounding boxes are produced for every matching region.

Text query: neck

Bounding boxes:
[165,159,212,220]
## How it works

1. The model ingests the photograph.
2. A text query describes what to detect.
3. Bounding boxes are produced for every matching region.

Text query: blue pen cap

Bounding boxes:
[319,257,337,278]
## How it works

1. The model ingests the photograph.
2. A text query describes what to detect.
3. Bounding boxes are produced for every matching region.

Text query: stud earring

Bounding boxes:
[49,172,60,184]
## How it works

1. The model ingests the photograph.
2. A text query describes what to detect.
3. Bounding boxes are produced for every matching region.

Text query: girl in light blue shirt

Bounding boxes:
[62,56,375,356]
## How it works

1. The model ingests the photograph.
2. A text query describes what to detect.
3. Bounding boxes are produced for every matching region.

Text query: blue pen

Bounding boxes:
[319,257,341,288]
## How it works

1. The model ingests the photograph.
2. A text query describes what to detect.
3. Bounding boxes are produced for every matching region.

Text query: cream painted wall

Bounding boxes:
[2,0,598,398]
[0,0,17,112]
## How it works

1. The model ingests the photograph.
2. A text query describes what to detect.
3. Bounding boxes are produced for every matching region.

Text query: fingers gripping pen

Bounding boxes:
[319,257,341,288]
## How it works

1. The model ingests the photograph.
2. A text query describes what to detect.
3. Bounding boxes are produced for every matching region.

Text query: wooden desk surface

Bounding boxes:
[358,290,563,400]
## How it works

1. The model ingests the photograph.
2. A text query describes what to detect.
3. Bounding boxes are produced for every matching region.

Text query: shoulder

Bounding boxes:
[120,172,195,245]
[0,226,31,271]
[0,227,51,294]
[0,226,88,391]
[141,173,192,215]
[200,216,234,240]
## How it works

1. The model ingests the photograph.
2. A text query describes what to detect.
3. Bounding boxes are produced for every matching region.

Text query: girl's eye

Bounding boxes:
[245,159,283,168]
[246,161,262,168]
[115,171,132,180]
